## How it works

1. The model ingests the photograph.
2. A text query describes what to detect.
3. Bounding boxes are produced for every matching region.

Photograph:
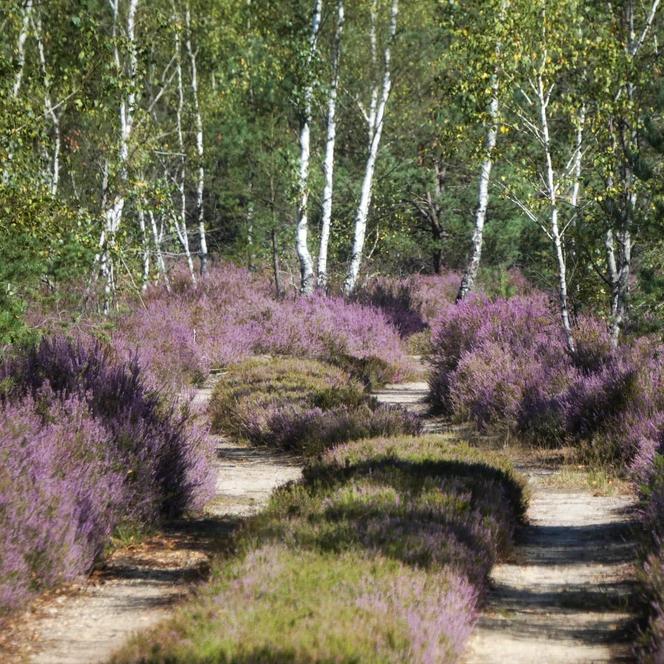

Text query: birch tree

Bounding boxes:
[3,0,33,184]
[504,0,588,353]
[344,0,398,295]
[295,0,323,294]
[33,10,62,196]
[99,0,140,312]
[184,2,208,276]
[603,0,660,344]
[172,4,197,284]
[316,0,344,290]
[456,0,508,302]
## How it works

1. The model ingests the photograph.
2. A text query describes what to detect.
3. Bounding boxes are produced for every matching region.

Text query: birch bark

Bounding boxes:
[295,0,323,294]
[100,0,139,313]
[33,11,61,196]
[343,0,398,295]
[536,73,575,353]
[173,7,197,284]
[456,0,507,302]
[184,2,208,275]
[317,0,344,290]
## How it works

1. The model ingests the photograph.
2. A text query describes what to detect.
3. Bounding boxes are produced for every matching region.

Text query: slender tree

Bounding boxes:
[317,0,344,290]
[295,0,323,294]
[344,0,398,295]
[184,1,208,275]
[456,0,508,302]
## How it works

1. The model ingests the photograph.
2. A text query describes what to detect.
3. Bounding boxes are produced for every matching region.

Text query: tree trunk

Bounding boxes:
[173,6,197,284]
[317,0,344,290]
[295,0,322,295]
[184,2,208,276]
[344,0,398,295]
[101,0,139,313]
[537,73,575,353]
[138,207,151,291]
[149,211,170,290]
[271,227,282,298]
[34,11,61,195]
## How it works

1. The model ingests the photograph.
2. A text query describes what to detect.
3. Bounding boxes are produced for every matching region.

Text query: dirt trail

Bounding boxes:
[375,380,638,664]
[7,380,301,664]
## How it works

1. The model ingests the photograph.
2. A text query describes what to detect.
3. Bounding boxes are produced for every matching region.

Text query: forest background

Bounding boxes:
[1,0,663,348]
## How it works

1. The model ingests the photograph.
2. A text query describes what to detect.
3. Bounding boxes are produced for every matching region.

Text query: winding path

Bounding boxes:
[6,374,638,663]
[375,380,638,664]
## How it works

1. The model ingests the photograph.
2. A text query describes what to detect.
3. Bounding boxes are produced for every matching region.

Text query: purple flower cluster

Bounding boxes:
[354,272,462,336]
[356,571,477,663]
[0,336,215,615]
[113,263,409,389]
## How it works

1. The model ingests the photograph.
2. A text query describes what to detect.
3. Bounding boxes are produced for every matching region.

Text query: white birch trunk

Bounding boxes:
[456,0,507,301]
[537,74,575,354]
[456,93,499,301]
[149,211,170,290]
[101,0,139,313]
[3,0,33,184]
[317,0,344,289]
[173,8,197,285]
[184,2,208,275]
[295,0,322,294]
[138,207,151,291]
[343,0,398,295]
[33,11,61,195]
[13,0,32,97]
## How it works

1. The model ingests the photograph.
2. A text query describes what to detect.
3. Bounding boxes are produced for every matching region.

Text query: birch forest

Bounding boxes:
[0,0,660,341]
[3,1,664,662]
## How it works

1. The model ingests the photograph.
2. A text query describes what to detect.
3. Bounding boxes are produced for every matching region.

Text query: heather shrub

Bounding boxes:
[249,436,525,587]
[429,294,566,424]
[112,546,477,664]
[266,404,421,454]
[1,336,214,519]
[114,263,409,390]
[0,335,215,615]
[354,272,461,337]
[112,435,525,664]
[210,357,420,454]
[0,395,123,613]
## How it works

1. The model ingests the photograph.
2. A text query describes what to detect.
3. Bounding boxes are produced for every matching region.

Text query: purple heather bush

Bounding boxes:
[113,263,409,390]
[354,272,461,337]
[210,357,420,454]
[426,288,664,658]
[0,336,215,615]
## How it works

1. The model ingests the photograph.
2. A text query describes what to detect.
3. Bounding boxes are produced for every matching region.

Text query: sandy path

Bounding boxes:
[375,380,638,664]
[7,380,301,664]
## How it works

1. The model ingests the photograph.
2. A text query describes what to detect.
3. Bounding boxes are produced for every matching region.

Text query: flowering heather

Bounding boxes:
[0,336,214,615]
[0,395,124,613]
[113,263,409,390]
[425,289,664,657]
[112,546,477,664]
[354,272,461,336]
[210,357,420,454]
[429,293,568,423]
